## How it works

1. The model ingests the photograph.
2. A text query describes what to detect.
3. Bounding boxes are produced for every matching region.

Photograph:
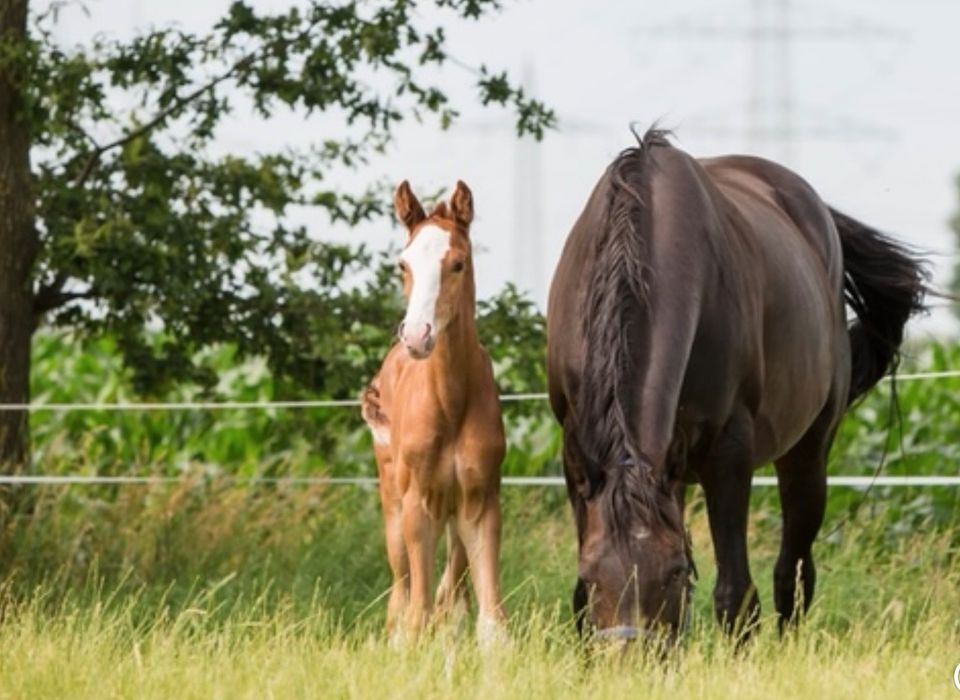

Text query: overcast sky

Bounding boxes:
[49,0,960,336]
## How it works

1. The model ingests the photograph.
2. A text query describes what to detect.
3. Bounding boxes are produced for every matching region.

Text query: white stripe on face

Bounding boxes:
[400,224,450,334]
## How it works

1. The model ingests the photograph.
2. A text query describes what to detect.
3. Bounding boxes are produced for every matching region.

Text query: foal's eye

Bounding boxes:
[451,260,465,273]
[398,261,408,274]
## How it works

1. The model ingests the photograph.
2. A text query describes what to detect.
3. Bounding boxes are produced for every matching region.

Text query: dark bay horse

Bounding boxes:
[547,129,927,644]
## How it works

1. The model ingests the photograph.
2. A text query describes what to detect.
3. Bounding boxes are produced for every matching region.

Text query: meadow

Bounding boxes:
[0,333,958,698]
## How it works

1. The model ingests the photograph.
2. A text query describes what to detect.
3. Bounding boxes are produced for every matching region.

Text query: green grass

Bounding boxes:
[0,484,958,699]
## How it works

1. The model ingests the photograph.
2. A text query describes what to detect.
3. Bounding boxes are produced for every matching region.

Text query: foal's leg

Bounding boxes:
[435,523,470,621]
[457,490,507,647]
[700,418,760,640]
[401,485,441,637]
[382,498,410,636]
[772,404,837,633]
[375,448,409,637]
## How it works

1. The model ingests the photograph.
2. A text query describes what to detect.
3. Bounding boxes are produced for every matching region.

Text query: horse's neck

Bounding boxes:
[426,298,478,414]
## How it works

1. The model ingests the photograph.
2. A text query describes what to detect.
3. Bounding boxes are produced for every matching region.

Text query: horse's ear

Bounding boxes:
[450,180,473,228]
[394,180,426,231]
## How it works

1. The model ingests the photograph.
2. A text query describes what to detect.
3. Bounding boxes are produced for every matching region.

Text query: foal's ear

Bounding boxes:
[450,180,474,228]
[394,180,426,231]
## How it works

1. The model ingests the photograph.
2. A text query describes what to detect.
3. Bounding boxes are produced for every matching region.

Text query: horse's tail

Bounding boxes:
[831,207,929,405]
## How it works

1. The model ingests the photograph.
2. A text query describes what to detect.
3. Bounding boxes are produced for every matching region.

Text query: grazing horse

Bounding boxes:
[547,129,927,644]
[362,180,507,645]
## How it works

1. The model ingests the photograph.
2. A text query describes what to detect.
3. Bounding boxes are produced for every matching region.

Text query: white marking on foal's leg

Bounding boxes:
[476,613,509,651]
[389,624,409,650]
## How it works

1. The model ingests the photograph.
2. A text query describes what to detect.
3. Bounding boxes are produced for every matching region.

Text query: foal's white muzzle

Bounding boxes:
[399,321,435,359]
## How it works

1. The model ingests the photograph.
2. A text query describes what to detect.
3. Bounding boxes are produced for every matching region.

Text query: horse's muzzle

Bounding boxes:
[398,321,434,358]
[591,604,690,649]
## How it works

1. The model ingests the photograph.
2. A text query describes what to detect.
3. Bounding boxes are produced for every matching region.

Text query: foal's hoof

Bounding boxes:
[476,614,511,652]
[388,626,410,650]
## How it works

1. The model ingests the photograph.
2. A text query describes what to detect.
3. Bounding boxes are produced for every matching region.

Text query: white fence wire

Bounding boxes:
[0,392,550,412]
[0,475,959,487]
[0,368,957,487]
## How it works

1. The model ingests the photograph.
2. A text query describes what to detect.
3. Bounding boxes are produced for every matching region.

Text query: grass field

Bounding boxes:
[0,334,958,698]
[0,484,958,699]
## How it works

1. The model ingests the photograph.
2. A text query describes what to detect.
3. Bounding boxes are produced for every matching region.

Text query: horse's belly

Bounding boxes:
[752,355,836,464]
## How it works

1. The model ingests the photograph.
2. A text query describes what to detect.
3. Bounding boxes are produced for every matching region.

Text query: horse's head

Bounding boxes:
[393,180,474,359]
[574,468,694,647]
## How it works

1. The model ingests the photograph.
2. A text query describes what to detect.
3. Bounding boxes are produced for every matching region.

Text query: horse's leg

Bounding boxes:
[457,490,507,648]
[435,522,470,622]
[375,447,409,639]
[772,401,838,633]
[401,484,441,637]
[700,417,760,640]
[561,431,590,635]
[672,480,696,629]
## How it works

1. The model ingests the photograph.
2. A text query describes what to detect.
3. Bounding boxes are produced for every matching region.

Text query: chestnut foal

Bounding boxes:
[362,180,507,645]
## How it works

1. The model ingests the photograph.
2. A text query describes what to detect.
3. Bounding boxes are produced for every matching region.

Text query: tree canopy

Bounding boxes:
[9,0,552,389]
[0,0,554,470]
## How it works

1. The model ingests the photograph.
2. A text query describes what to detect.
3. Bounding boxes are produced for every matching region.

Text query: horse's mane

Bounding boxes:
[576,127,679,538]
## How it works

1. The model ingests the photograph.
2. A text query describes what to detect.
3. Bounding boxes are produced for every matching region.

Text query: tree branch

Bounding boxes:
[33,286,94,315]
[71,54,252,188]
[68,8,329,188]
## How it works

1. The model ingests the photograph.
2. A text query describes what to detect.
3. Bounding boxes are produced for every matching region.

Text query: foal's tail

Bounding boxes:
[831,207,929,405]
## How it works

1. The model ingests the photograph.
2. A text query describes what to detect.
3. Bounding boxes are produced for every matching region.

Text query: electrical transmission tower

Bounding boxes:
[634,0,907,163]
[463,62,610,300]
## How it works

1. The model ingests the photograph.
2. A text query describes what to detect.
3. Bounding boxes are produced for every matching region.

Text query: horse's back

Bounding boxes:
[700,155,842,281]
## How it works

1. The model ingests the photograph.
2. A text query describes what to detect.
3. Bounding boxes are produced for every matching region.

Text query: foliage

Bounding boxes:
[820,341,960,526]
[9,0,554,394]
[27,331,960,522]
[28,279,552,479]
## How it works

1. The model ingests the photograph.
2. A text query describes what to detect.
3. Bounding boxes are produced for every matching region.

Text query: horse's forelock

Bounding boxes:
[601,461,680,548]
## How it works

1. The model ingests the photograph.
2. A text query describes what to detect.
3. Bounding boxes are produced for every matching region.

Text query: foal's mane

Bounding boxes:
[576,127,678,536]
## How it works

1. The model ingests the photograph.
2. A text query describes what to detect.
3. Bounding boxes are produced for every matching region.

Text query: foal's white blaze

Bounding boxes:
[400,224,450,341]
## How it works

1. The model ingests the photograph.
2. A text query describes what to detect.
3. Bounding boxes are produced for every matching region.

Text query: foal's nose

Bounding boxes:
[399,321,434,358]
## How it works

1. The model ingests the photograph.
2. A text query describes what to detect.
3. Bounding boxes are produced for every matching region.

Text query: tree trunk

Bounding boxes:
[0,0,36,477]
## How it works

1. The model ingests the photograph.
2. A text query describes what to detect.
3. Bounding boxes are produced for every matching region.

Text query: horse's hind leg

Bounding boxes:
[772,403,838,633]
[435,523,470,622]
